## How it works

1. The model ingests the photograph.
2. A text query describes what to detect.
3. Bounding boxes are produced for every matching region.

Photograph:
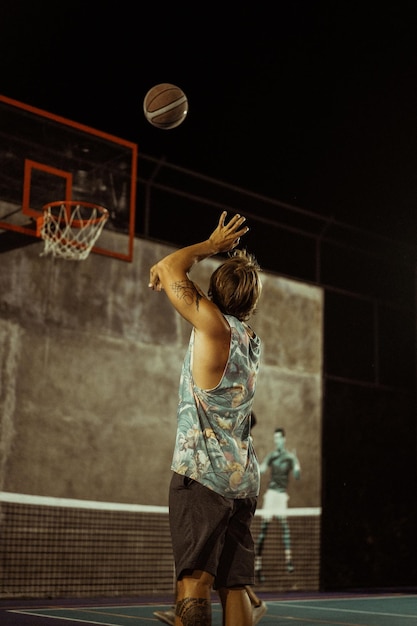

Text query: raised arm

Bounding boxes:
[148,212,249,389]
[148,211,248,329]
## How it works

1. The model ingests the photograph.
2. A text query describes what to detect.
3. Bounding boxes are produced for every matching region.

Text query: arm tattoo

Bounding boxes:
[176,597,211,625]
[171,279,203,310]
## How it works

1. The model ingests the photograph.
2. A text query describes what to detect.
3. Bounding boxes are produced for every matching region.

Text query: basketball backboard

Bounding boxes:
[0,94,137,261]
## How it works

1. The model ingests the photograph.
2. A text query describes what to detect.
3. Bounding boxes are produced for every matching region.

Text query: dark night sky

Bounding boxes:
[2,1,417,247]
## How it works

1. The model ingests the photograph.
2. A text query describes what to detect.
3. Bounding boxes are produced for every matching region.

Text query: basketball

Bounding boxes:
[143,83,188,130]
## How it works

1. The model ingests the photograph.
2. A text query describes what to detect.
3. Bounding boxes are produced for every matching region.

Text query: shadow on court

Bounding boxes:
[1,591,417,625]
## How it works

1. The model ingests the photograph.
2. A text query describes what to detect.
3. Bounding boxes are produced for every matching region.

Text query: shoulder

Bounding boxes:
[267,451,279,464]
[226,316,260,345]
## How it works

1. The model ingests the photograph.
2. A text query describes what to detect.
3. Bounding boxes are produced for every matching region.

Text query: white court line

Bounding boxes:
[9,611,122,626]
[9,606,155,625]
[269,598,417,620]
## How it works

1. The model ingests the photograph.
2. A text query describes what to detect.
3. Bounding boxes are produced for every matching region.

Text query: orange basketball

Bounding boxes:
[143,83,188,130]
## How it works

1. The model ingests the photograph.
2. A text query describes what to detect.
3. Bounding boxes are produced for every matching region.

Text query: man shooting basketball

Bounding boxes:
[149,212,263,626]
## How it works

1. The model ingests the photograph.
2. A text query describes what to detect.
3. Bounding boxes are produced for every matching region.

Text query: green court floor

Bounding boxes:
[1,591,416,625]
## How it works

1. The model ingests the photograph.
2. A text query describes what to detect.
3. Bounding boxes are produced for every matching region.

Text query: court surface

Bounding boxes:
[1,591,416,625]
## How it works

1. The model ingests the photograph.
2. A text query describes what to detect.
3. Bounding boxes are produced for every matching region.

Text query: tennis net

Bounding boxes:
[0,492,321,598]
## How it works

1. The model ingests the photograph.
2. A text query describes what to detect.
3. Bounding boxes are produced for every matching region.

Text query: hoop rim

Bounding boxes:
[41,200,109,229]
[42,200,109,217]
[38,200,110,260]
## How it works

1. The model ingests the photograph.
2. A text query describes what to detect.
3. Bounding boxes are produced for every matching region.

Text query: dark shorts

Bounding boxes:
[169,472,257,589]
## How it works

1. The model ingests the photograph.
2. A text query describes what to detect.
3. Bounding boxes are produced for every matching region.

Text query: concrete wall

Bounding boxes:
[0,232,323,508]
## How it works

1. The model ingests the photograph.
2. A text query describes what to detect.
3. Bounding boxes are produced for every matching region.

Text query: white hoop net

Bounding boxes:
[39,201,109,261]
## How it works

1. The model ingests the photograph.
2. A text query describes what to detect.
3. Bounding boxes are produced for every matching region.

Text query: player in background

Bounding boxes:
[255,428,301,583]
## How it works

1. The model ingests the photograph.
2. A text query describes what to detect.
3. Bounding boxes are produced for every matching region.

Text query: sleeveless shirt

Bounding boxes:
[171,314,261,498]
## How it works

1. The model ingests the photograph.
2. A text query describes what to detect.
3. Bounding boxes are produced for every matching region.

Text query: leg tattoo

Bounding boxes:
[176,597,211,626]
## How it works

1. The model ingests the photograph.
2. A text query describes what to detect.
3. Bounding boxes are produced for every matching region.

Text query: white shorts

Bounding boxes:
[261,489,289,521]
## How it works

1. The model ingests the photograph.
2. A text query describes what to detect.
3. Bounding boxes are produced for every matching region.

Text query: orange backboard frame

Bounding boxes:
[0,94,137,261]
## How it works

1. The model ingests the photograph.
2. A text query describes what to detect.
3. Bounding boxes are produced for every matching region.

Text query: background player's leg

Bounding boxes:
[279,516,294,572]
[255,519,270,583]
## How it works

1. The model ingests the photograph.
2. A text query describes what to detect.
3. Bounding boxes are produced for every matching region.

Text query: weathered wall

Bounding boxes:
[0,234,323,507]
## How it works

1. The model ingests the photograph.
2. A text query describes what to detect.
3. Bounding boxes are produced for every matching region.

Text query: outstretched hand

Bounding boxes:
[208,211,249,254]
[148,211,249,292]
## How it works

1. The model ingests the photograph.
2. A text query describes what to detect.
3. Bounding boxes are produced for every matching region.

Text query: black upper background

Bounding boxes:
[1,1,417,247]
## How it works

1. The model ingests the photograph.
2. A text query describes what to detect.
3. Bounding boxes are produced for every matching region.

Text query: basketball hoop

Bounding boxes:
[38,201,109,261]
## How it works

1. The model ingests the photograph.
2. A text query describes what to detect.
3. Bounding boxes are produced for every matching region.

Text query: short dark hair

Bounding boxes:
[208,249,262,321]
[275,427,285,436]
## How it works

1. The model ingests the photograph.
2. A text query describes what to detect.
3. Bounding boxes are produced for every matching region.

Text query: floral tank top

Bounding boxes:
[171,314,261,499]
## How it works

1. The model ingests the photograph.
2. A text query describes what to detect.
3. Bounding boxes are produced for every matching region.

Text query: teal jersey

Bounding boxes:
[265,450,298,492]
[171,315,261,498]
